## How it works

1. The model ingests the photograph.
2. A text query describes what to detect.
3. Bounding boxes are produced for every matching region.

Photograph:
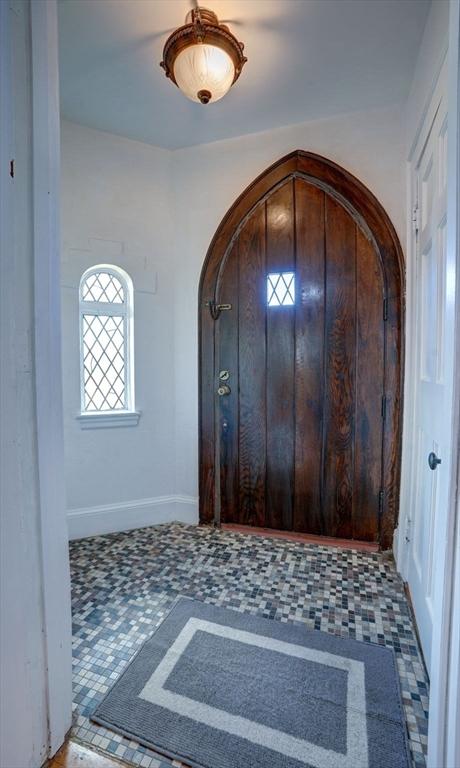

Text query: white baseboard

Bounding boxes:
[67,494,198,540]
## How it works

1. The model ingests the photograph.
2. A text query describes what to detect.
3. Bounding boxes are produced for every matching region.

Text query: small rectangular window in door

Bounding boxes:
[267,272,295,307]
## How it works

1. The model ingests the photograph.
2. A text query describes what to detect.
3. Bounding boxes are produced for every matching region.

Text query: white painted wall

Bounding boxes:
[61,122,197,537]
[405,0,450,153]
[171,104,406,506]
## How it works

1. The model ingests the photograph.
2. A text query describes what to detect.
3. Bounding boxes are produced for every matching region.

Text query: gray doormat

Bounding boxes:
[92,598,411,768]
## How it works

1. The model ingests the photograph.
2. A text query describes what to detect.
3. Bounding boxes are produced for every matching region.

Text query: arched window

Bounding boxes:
[79,265,137,424]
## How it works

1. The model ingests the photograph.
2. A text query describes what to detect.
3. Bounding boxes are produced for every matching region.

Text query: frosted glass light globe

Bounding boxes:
[173,43,235,104]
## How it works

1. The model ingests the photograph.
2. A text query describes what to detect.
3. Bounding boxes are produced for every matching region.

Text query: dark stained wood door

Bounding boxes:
[199,153,404,547]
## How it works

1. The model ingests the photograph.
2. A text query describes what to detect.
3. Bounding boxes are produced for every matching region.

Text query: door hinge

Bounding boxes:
[378,489,384,516]
[9,159,14,178]
[405,516,412,543]
[383,297,388,321]
[412,204,420,234]
[381,395,387,421]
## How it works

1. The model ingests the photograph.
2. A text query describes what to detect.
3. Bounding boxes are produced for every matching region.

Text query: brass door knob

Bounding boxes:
[217,384,231,396]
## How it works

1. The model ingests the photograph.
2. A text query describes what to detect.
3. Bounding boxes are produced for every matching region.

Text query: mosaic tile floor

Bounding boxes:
[70,523,429,768]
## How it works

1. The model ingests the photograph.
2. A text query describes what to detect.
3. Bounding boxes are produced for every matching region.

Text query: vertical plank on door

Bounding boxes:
[322,196,356,538]
[293,180,325,533]
[381,293,402,547]
[353,228,384,540]
[238,205,266,526]
[218,242,239,523]
[200,303,216,524]
[266,181,295,530]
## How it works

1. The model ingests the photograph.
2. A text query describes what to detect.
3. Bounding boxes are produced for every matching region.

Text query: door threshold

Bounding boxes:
[44,739,128,768]
[220,524,379,553]
[48,739,131,767]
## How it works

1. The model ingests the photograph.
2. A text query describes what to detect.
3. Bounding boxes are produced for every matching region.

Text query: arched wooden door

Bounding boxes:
[199,152,403,548]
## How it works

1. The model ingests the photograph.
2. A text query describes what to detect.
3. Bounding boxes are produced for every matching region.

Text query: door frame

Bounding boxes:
[31,0,73,755]
[199,151,405,549]
[427,4,460,764]
[0,0,73,758]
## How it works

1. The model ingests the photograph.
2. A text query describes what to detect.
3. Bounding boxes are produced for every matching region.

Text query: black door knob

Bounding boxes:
[428,452,442,470]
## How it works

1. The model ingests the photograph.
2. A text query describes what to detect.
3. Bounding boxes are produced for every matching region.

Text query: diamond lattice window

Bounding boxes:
[80,266,134,413]
[82,271,125,303]
[82,314,125,411]
[267,272,295,307]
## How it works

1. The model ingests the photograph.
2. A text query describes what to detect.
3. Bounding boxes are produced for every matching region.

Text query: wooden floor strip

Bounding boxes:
[221,523,379,552]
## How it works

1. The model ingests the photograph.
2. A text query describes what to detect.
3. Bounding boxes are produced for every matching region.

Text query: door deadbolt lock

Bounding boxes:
[217,384,231,396]
[219,370,230,381]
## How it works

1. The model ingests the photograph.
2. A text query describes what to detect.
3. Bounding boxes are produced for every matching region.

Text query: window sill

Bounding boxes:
[77,410,141,429]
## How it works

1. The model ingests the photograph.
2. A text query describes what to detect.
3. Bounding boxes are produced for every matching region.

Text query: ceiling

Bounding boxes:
[58,0,430,150]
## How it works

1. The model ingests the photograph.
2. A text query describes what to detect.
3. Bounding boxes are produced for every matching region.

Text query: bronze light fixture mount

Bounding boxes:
[160,7,247,105]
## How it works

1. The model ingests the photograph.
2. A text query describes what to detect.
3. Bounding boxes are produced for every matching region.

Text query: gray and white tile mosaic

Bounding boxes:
[70,523,429,768]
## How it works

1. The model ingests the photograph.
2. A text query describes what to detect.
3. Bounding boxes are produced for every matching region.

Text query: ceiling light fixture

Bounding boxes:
[160,7,247,105]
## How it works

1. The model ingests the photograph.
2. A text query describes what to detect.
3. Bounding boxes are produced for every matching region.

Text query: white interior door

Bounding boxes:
[405,71,450,671]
